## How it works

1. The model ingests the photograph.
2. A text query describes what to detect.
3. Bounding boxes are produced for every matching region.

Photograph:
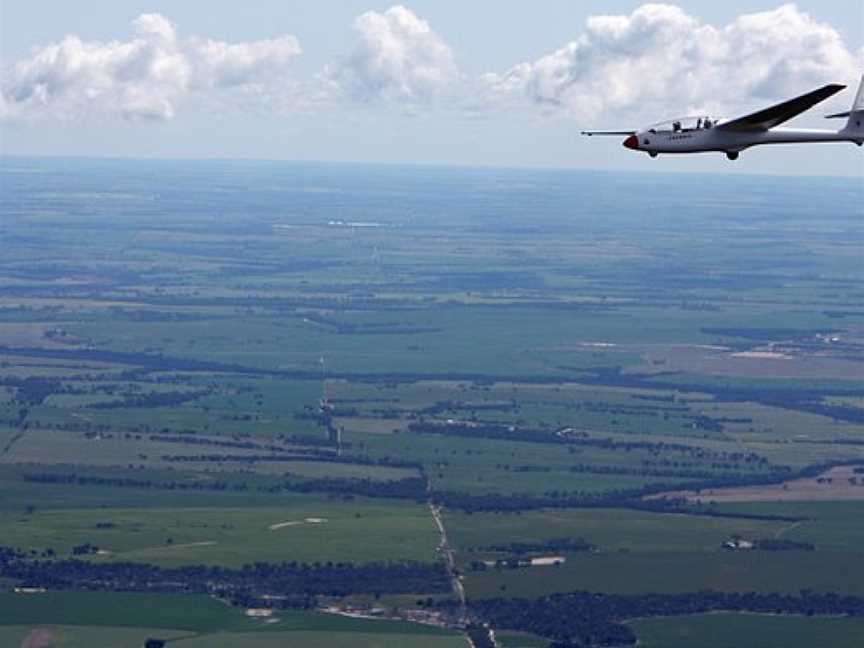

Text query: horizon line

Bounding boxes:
[1,152,862,182]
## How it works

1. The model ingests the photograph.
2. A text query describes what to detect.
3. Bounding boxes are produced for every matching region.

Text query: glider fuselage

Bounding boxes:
[630,125,864,155]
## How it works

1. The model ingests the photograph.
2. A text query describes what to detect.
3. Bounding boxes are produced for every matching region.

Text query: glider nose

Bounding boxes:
[623,135,639,150]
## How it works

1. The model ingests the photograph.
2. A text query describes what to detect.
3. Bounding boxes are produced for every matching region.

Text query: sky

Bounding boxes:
[1,1,863,176]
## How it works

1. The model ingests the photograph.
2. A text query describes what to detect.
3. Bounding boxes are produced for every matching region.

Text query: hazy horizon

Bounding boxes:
[2,1,863,177]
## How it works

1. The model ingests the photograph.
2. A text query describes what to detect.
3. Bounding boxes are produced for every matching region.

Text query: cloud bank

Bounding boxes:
[483,3,863,122]
[2,4,861,125]
[2,13,301,121]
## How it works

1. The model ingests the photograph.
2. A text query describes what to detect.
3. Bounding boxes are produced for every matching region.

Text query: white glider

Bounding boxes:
[582,76,864,160]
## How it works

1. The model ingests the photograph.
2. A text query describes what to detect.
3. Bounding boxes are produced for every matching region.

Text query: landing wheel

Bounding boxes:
[726,151,739,161]
[649,152,658,158]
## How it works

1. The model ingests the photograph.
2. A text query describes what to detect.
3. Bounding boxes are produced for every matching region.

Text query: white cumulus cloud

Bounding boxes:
[325,5,458,106]
[3,4,861,126]
[2,13,302,122]
[479,3,862,123]
[191,36,301,90]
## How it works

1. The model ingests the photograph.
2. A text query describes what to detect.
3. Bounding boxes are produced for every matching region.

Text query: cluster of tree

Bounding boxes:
[0,346,264,376]
[636,498,804,523]
[571,366,864,425]
[4,346,863,430]
[0,547,450,598]
[783,400,864,424]
[160,453,334,464]
[431,475,808,517]
[641,455,771,473]
[0,376,61,405]
[161,451,419,470]
[631,394,676,403]
[108,308,213,322]
[477,537,594,556]
[89,389,211,410]
[136,292,416,313]
[275,433,342,449]
[409,420,565,446]
[410,421,776,471]
[301,313,442,335]
[435,458,858,516]
[563,463,745,480]
[71,543,99,556]
[418,400,516,416]
[24,472,249,493]
[754,538,816,552]
[689,415,724,433]
[22,472,428,501]
[296,406,358,420]
[149,434,326,453]
[432,486,672,514]
[265,476,428,500]
[147,432,340,451]
[432,590,864,646]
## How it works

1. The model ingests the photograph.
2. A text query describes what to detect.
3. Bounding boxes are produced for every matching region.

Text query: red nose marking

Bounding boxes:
[623,135,639,150]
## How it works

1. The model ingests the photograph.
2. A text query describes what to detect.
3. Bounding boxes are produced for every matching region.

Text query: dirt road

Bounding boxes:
[429,502,466,608]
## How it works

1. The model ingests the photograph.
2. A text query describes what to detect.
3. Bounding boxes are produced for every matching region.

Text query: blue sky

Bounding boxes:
[2,1,863,175]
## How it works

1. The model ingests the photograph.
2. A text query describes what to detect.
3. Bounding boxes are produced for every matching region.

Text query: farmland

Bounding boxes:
[1,157,862,645]
[1,502,438,567]
[0,591,462,647]
[628,613,864,648]
[445,505,864,599]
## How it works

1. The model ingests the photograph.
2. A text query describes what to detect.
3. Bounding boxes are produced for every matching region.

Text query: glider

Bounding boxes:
[582,76,864,160]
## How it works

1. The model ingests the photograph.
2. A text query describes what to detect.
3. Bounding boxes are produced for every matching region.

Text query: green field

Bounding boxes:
[714,501,864,551]
[466,550,864,598]
[1,502,439,566]
[2,160,864,645]
[629,613,864,648]
[452,506,864,598]
[446,507,790,558]
[496,632,549,647]
[167,631,467,647]
[0,591,461,647]
[0,627,192,648]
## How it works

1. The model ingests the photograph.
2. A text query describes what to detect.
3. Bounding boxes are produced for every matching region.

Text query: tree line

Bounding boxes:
[0,546,449,599]
[432,589,864,647]
[22,471,429,501]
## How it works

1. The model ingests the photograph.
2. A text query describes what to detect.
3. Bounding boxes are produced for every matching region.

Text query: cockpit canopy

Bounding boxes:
[647,116,722,133]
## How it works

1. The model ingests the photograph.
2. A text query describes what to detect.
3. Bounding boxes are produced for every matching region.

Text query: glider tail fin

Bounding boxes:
[852,75,864,111]
[847,75,864,133]
[827,75,864,134]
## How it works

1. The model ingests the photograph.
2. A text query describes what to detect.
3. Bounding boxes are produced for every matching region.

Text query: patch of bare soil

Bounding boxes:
[651,465,864,503]
[21,628,55,648]
[632,344,864,380]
